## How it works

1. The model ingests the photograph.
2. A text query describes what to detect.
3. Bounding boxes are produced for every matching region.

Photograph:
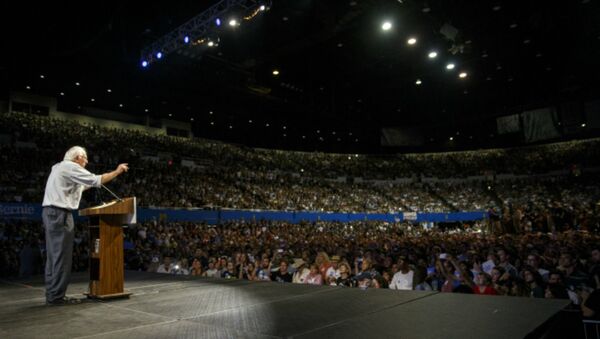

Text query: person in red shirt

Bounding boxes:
[472,272,498,295]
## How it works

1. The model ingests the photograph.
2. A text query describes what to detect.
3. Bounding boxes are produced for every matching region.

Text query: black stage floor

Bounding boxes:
[0,271,570,339]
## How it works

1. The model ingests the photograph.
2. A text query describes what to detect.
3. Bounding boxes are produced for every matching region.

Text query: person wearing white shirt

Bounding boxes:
[42,146,128,305]
[389,257,414,290]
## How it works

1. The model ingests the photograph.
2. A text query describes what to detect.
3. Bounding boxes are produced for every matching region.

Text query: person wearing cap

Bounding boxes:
[292,258,310,283]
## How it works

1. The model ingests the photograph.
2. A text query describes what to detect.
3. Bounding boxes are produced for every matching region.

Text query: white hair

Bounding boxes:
[64,146,87,161]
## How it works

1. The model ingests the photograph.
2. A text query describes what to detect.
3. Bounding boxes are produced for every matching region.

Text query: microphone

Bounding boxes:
[101,184,123,202]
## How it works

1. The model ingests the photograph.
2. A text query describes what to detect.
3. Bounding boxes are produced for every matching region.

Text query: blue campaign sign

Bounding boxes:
[0,203,488,224]
[0,203,42,220]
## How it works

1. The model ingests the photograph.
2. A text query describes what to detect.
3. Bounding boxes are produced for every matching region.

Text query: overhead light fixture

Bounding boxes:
[60,92,65,96]
[407,37,417,45]
[381,21,392,31]
[582,123,587,127]
[26,85,31,90]
[272,69,280,75]
[229,19,238,26]
[459,72,468,78]
[141,61,148,67]
[446,63,455,70]
[40,75,45,79]
[259,5,266,11]
[119,104,123,107]
[207,41,215,47]
[428,51,438,58]
[75,82,80,86]
[415,79,422,85]
[156,52,163,59]
[107,89,112,93]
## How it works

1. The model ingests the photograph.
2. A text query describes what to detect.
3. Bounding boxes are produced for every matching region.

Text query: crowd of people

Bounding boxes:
[1,111,599,218]
[2,110,600,332]
[3,217,599,318]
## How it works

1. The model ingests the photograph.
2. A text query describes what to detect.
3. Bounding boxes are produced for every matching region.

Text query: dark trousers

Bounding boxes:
[42,206,74,302]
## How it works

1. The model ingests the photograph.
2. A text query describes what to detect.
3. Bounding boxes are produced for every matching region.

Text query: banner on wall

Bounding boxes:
[0,203,488,223]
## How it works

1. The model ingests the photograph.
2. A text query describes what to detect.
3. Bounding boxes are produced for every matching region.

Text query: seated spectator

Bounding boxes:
[390,257,414,290]
[271,260,293,283]
[471,272,498,295]
[202,259,220,278]
[412,266,433,291]
[221,261,237,279]
[190,258,202,276]
[522,266,545,298]
[292,258,310,284]
[325,255,341,285]
[335,262,356,287]
[256,257,272,281]
[305,264,323,285]
[157,257,174,274]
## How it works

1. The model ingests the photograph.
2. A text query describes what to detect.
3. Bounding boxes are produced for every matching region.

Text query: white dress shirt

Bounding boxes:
[42,160,102,210]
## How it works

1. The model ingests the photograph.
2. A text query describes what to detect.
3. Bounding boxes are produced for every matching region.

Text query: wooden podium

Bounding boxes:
[79,197,136,299]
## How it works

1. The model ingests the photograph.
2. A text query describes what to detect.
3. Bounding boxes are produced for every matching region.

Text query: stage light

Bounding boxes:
[428,51,437,58]
[415,79,422,85]
[272,69,280,75]
[156,52,162,59]
[75,82,80,86]
[459,72,468,78]
[142,61,148,67]
[208,41,215,47]
[407,37,417,45]
[260,5,266,11]
[26,85,31,90]
[119,104,123,107]
[40,75,45,79]
[446,63,455,70]
[107,89,112,93]
[184,36,190,43]
[91,98,95,102]
[60,92,65,96]
[381,21,392,31]
[449,137,454,141]
[582,123,587,127]
[144,108,149,112]
[229,19,238,27]
[216,18,221,26]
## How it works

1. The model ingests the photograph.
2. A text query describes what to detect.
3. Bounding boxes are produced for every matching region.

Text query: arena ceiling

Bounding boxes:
[3,0,600,153]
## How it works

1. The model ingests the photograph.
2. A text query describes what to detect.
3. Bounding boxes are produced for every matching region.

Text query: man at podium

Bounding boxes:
[42,146,129,305]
